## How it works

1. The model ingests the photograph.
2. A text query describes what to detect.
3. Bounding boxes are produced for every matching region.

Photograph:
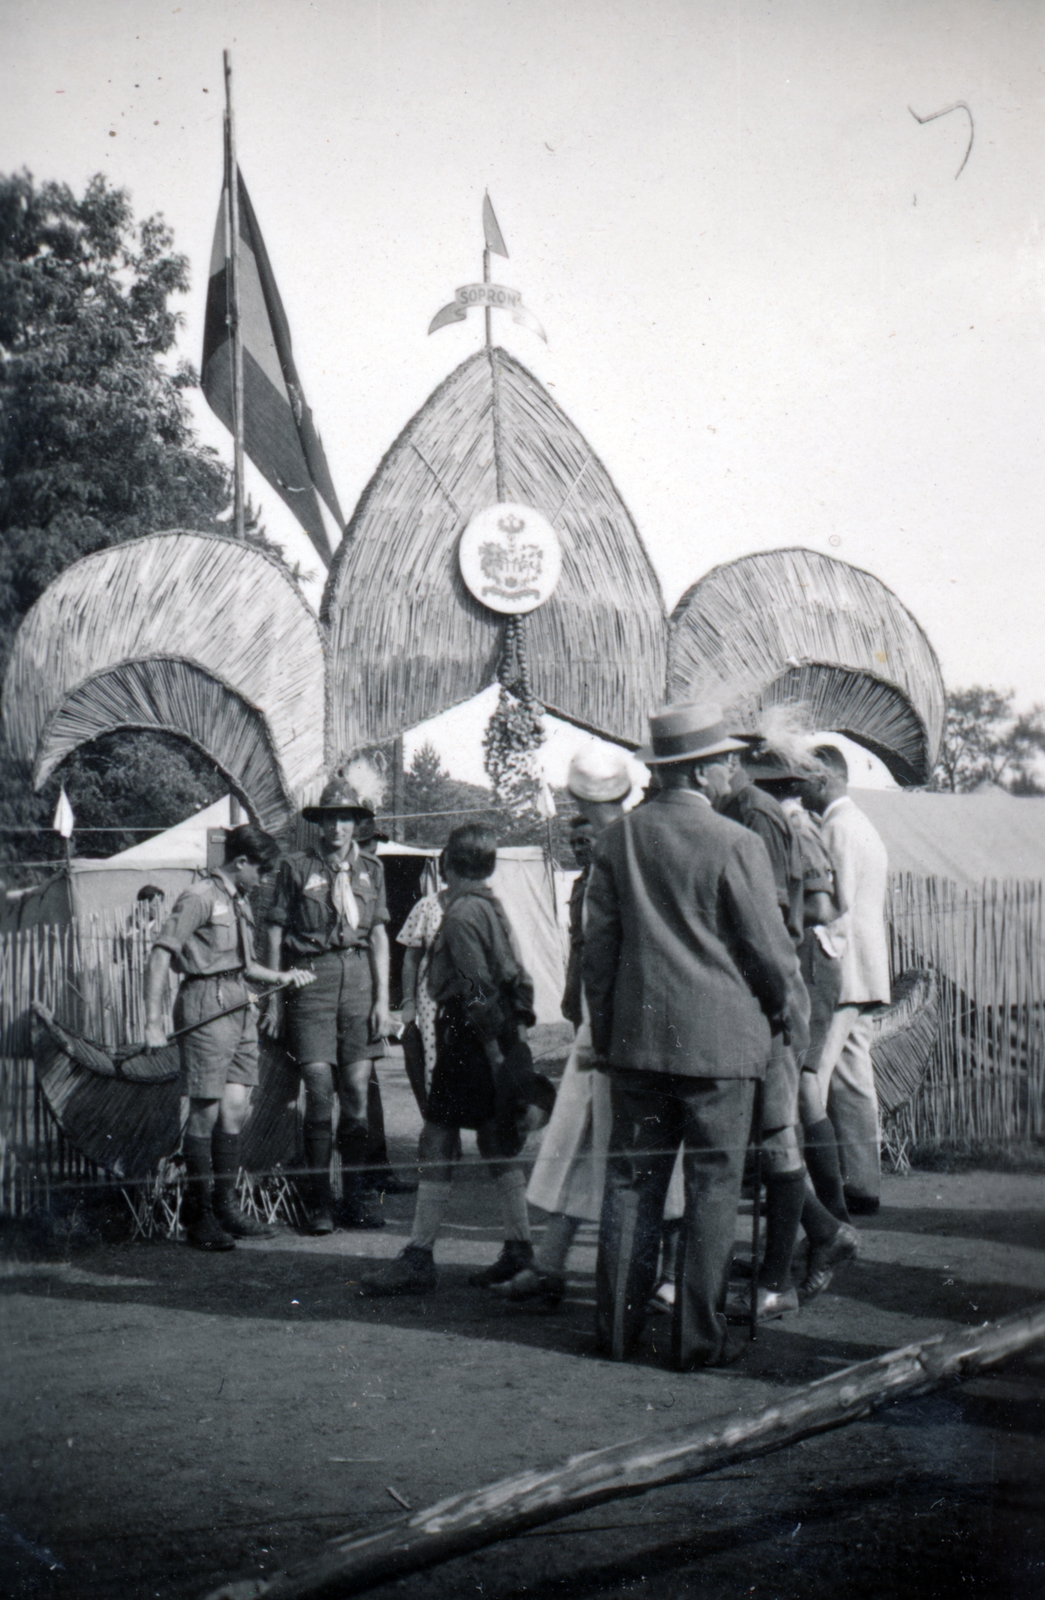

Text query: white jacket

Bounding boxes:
[820,796,891,1006]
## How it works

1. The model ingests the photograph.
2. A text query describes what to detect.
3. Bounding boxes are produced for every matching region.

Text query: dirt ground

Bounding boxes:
[2,1055,1044,1600]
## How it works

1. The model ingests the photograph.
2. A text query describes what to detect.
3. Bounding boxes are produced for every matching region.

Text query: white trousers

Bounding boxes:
[815,1005,880,1201]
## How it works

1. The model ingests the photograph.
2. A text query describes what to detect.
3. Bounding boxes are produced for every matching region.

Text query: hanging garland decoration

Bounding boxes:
[482,614,546,814]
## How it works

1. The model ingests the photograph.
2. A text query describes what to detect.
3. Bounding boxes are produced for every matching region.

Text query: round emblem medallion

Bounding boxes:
[458,503,562,615]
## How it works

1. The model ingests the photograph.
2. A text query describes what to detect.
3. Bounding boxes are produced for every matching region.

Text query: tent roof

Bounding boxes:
[852,789,1045,887]
[106,796,234,867]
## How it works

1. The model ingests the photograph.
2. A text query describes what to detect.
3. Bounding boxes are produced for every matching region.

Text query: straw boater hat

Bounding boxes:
[566,746,632,803]
[302,775,376,822]
[638,702,750,766]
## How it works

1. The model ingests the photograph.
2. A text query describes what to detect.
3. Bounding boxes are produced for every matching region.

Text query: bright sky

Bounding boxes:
[3,0,1043,788]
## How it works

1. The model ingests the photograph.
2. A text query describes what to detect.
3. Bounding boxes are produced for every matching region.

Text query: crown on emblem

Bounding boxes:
[497,513,525,535]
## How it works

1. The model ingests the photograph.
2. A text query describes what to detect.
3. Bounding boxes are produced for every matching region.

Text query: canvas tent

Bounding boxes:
[850,788,1045,888]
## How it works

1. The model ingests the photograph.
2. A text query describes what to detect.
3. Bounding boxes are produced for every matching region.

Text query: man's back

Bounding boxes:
[582,789,798,1080]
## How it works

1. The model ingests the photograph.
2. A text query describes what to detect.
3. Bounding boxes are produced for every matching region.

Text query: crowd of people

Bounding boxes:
[144,696,892,1373]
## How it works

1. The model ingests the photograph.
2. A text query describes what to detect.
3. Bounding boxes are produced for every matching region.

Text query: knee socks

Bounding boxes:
[804,1118,850,1222]
[759,1169,806,1291]
[801,1178,843,1248]
[535,1212,579,1275]
[659,1217,683,1285]
[182,1133,215,1220]
[408,1180,452,1251]
[211,1129,242,1214]
[495,1168,532,1243]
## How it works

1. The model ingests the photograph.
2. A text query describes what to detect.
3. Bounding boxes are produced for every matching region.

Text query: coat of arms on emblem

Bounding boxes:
[458,502,563,616]
[477,513,543,603]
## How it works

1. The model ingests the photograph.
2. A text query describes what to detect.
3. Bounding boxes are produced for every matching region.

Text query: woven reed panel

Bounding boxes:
[322,348,666,754]
[667,549,944,785]
[3,531,326,824]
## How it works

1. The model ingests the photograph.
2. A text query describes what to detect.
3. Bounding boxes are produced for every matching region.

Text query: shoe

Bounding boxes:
[186,1210,236,1252]
[724,1283,799,1323]
[843,1190,880,1216]
[491,1266,566,1307]
[304,1202,335,1236]
[337,1192,386,1231]
[799,1222,860,1302]
[469,1239,534,1288]
[360,1245,438,1296]
[214,1205,275,1240]
[649,1279,675,1313]
[375,1171,418,1195]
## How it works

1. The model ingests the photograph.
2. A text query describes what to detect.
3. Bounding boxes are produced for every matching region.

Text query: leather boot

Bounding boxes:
[302,1121,335,1234]
[212,1131,275,1239]
[337,1120,385,1230]
[182,1134,234,1252]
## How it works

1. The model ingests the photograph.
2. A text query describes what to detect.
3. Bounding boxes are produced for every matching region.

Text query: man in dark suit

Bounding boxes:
[583,703,802,1369]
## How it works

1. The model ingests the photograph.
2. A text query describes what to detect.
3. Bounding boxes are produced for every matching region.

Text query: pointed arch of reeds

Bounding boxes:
[3,531,326,829]
[321,347,666,756]
[667,549,944,784]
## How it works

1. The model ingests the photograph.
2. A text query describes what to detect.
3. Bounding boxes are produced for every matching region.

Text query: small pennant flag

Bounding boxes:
[483,192,509,258]
[202,165,343,567]
[53,787,75,839]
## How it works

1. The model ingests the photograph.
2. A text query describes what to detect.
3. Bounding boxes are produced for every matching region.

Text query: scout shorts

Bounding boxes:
[283,948,386,1067]
[174,973,259,1100]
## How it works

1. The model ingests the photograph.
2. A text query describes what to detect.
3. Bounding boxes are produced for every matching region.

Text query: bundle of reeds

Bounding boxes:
[322,347,666,755]
[2,531,326,830]
[667,550,945,784]
[869,967,941,1115]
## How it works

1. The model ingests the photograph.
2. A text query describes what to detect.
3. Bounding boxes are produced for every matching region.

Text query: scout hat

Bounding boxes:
[638,702,750,766]
[566,745,632,803]
[302,775,376,822]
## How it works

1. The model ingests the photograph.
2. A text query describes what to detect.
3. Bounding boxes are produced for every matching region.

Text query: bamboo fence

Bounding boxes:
[0,874,1042,1216]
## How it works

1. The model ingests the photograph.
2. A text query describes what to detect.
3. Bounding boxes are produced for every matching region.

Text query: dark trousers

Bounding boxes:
[596,1069,755,1369]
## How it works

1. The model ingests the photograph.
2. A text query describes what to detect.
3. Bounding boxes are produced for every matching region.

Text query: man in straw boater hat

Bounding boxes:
[144,824,315,1251]
[583,703,803,1368]
[494,745,664,1305]
[263,767,394,1234]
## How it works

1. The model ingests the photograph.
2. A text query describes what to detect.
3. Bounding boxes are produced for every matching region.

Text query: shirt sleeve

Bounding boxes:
[580,849,623,1060]
[720,834,799,1023]
[396,896,429,948]
[265,857,297,928]
[370,859,390,928]
[153,887,211,956]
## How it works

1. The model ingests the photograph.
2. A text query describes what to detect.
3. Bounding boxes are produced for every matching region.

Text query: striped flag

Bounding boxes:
[202,168,343,566]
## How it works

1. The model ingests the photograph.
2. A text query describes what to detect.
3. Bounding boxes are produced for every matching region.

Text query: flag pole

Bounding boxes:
[224,49,246,540]
[483,242,492,348]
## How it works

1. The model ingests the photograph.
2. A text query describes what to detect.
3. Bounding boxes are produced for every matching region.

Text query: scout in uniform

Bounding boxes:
[144,825,314,1252]
[263,774,393,1234]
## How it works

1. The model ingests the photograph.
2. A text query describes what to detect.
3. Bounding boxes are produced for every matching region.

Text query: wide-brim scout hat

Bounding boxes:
[566,745,632,803]
[637,702,751,766]
[302,776,376,822]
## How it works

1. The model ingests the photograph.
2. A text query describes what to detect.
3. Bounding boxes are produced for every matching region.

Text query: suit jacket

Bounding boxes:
[582,789,801,1079]
[820,796,890,1005]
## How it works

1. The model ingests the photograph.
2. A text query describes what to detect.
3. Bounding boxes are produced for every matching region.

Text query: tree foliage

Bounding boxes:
[929,687,1045,794]
[0,170,287,871]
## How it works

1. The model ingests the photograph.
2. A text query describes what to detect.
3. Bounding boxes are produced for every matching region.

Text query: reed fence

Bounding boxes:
[0,908,171,1217]
[887,874,1045,1149]
[0,876,1042,1216]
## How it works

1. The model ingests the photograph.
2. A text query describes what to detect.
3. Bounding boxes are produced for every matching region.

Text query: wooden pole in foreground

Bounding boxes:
[203,1303,1045,1600]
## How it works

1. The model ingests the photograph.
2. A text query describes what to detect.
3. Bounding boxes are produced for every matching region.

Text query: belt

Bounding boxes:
[181,968,246,982]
